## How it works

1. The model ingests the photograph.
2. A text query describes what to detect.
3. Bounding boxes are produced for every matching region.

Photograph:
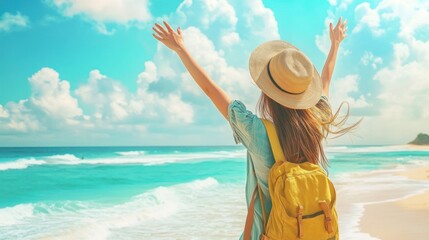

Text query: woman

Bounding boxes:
[152,17,358,239]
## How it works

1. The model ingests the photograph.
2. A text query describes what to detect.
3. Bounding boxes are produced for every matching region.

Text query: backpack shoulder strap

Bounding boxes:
[261,118,286,163]
[243,186,258,240]
[243,118,285,240]
[243,169,267,240]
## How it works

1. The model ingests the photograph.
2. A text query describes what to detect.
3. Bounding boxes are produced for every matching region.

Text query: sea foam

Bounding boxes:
[332,165,429,239]
[0,204,34,226]
[0,177,237,240]
[0,150,246,171]
[0,158,46,171]
[115,151,146,156]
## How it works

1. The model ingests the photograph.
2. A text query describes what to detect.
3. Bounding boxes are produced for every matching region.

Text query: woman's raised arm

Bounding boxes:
[152,21,232,121]
[321,17,348,98]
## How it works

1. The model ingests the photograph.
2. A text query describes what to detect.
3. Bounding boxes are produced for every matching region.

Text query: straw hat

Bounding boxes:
[249,40,322,109]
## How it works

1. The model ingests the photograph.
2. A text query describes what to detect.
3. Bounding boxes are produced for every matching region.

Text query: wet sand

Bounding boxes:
[359,165,429,239]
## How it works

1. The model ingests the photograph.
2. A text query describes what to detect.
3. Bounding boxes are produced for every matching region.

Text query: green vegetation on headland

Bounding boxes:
[408,133,429,145]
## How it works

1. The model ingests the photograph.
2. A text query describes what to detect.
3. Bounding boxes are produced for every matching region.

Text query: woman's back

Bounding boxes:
[227,95,332,240]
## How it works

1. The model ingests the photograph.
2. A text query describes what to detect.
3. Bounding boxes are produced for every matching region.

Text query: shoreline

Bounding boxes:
[358,164,429,239]
[400,144,429,150]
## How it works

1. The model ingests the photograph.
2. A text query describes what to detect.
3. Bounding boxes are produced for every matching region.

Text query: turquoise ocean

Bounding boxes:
[1,145,429,239]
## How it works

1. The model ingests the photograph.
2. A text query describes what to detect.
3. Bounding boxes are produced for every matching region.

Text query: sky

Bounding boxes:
[0,0,428,146]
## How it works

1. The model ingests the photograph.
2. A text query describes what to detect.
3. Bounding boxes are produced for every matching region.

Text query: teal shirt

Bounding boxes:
[227,96,331,240]
[227,99,275,240]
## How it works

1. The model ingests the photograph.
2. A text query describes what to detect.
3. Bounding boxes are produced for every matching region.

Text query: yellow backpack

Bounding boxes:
[244,119,339,240]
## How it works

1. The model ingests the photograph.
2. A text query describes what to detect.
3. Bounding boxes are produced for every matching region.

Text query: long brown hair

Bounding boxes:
[256,92,362,173]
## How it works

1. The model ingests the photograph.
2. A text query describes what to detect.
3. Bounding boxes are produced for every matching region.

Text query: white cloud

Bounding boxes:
[2,100,41,132]
[0,12,29,32]
[203,0,236,29]
[377,0,429,40]
[361,51,383,69]
[177,0,279,43]
[238,0,280,40]
[181,27,252,99]
[174,0,280,79]
[0,68,85,133]
[137,61,158,87]
[177,0,237,29]
[328,0,337,6]
[352,0,429,38]
[330,74,370,109]
[328,0,354,10]
[74,66,195,124]
[315,33,331,56]
[0,105,9,118]
[0,65,194,136]
[75,70,129,121]
[95,23,116,35]
[159,94,194,124]
[375,44,429,120]
[221,31,240,46]
[29,68,83,121]
[315,10,335,55]
[134,62,195,124]
[49,0,152,34]
[339,0,354,10]
[352,2,384,36]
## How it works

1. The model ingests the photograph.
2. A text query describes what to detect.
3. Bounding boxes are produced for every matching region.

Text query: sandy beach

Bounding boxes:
[401,144,429,150]
[359,164,429,239]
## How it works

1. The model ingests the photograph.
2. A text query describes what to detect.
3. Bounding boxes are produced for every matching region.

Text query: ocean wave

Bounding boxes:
[0,150,246,171]
[188,177,218,190]
[0,204,34,227]
[115,151,146,156]
[46,154,81,161]
[0,177,231,240]
[0,158,46,171]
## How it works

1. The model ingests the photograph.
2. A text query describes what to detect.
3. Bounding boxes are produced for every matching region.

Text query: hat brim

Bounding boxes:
[249,40,322,109]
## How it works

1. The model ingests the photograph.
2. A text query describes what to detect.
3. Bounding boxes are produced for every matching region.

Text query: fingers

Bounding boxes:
[154,23,168,36]
[342,20,348,34]
[336,16,342,28]
[152,33,164,42]
[341,18,348,35]
[152,21,183,45]
[163,21,174,33]
[329,22,333,32]
[152,26,165,38]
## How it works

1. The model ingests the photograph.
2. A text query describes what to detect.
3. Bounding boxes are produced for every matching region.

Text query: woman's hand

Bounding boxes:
[329,17,347,46]
[152,21,185,53]
[322,17,347,97]
[150,21,231,120]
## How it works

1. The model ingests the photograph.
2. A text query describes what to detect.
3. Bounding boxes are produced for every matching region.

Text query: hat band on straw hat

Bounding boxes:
[267,59,305,95]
